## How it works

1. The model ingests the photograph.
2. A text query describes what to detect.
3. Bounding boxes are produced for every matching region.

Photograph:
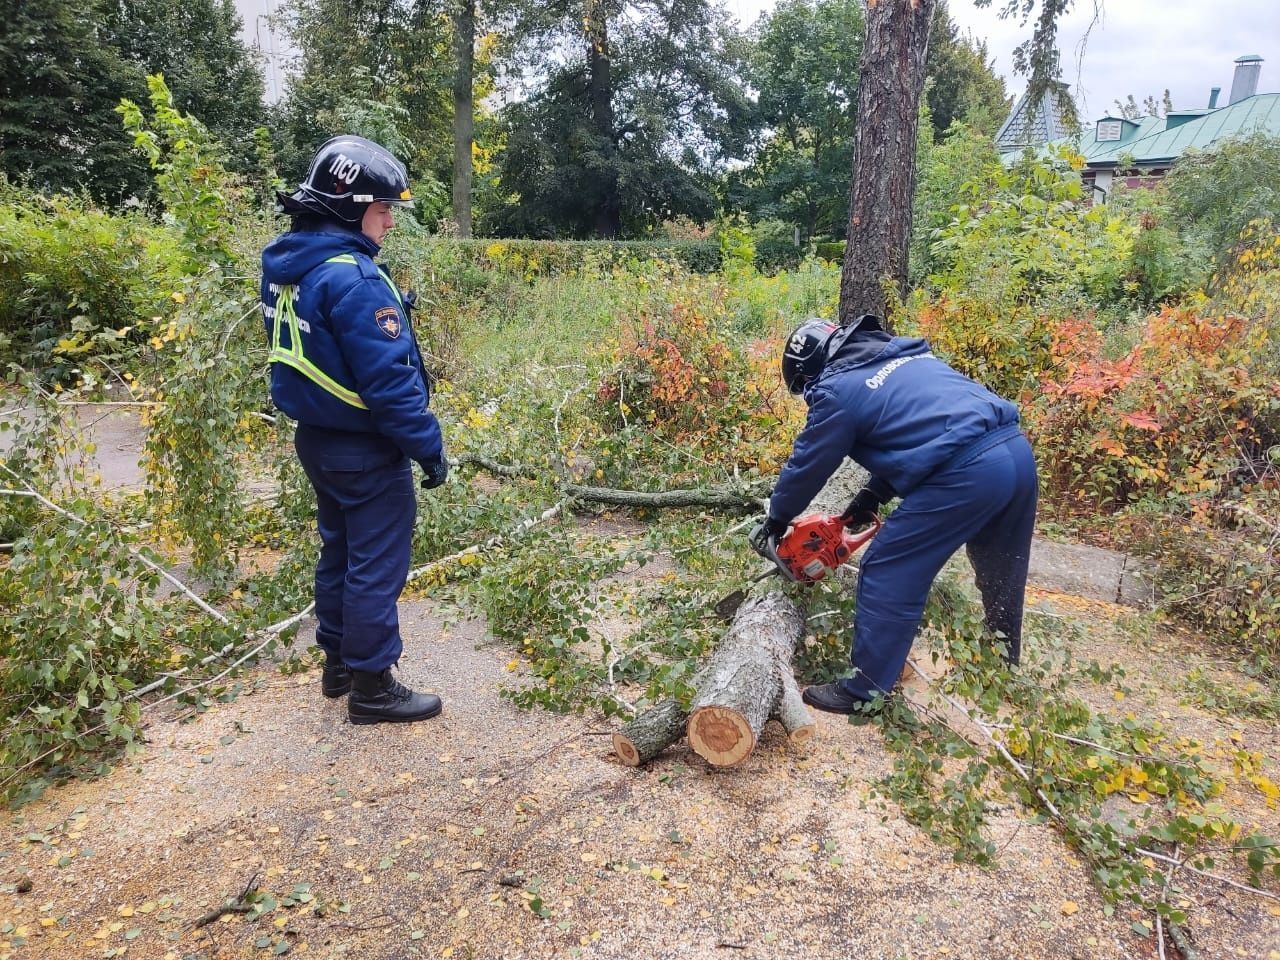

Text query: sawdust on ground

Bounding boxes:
[2,575,1278,960]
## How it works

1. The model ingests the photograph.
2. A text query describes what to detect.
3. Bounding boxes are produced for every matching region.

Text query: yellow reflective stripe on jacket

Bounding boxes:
[325,253,404,305]
[268,283,368,410]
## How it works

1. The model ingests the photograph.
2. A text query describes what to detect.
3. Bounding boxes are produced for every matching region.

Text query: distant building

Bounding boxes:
[997,55,1280,203]
[994,86,1073,155]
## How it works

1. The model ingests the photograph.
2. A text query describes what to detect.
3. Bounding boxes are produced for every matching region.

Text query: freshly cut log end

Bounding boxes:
[614,592,811,768]
[786,723,814,746]
[613,733,642,767]
[687,705,757,767]
[612,698,688,767]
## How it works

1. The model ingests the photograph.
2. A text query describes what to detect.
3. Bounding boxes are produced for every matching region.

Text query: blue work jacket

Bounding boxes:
[769,334,1021,524]
[260,225,443,464]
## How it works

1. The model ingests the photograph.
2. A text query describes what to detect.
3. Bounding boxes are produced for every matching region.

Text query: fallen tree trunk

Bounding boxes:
[455,453,768,513]
[613,592,813,768]
[562,482,764,512]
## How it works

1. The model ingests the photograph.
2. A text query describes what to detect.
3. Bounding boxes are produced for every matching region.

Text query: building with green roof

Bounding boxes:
[997,55,1280,203]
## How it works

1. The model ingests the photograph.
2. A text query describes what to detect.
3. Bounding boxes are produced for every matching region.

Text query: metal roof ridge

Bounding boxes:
[1079,93,1280,167]
[1118,93,1277,156]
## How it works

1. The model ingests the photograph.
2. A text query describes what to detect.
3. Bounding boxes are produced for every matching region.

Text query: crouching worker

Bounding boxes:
[261,135,448,725]
[749,315,1038,714]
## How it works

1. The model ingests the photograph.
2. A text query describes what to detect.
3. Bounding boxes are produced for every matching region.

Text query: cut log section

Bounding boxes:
[612,698,687,768]
[613,592,814,768]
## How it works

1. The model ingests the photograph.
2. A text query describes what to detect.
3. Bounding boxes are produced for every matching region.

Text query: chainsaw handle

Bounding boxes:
[844,516,881,551]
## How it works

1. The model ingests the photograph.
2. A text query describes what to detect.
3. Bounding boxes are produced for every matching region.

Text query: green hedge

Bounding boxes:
[815,240,845,262]
[0,188,187,376]
[384,236,722,278]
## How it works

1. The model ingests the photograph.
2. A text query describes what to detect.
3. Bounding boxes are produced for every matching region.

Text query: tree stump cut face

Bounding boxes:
[688,706,756,767]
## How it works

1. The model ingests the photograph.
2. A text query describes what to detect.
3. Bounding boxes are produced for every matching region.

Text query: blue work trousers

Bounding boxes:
[839,431,1038,702]
[293,424,416,673]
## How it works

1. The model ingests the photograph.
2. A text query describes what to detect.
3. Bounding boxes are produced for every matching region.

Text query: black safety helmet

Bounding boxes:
[278,135,414,223]
[782,318,839,394]
[781,314,888,394]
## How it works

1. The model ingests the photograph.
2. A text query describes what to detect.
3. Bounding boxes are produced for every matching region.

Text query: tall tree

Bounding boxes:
[491,0,750,238]
[274,0,453,191]
[734,0,1002,244]
[838,0,937,323]
[924,1,1008,137]
[0,0,149,202]
[450,0,477,236]
[840,0,1076,323]
[1113,90,1172,119]
[736,0,865,243]
[100,0,266,170]
[584,0,620,237]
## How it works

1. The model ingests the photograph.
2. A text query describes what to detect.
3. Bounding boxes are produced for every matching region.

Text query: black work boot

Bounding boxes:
[801,682,880,716]
[348,668,442,725]
[321,657,352,698]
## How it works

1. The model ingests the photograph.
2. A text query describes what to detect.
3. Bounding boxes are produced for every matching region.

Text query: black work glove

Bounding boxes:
[419,456,449,490]
[840,487,883,530]
[403,290,417,318]
[748,516,789,558]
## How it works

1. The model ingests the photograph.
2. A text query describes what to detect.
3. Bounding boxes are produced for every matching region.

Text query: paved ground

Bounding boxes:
[1028,539,1155,608]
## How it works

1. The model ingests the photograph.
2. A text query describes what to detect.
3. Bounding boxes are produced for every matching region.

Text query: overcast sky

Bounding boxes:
[722,0,1279,118]
[235,0,1278,116]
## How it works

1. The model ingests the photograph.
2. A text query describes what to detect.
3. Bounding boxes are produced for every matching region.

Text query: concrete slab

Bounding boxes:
[1028,539,1155,608]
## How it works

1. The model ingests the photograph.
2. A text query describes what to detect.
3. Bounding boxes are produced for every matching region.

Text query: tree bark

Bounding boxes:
[838,0,937,327]
[452,453,769,511]
[561,482,764,512]
[613,698,687,767]
[614,593,814,768]
[450,0,476,238]
[586,0,621,239]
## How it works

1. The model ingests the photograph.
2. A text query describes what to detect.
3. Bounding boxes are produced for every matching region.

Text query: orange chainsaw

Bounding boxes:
[715,513,880,619]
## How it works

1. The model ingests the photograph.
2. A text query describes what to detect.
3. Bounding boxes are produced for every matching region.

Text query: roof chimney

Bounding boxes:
[1208,86,1221,109]
[1228,55,1263,105]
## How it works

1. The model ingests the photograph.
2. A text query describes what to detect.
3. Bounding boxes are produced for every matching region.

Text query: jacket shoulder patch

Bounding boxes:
[374,306,401,339]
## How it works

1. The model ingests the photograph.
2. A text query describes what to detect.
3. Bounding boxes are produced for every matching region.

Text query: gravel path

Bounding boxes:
[1,412,1275,959]
[3,587,1276,960]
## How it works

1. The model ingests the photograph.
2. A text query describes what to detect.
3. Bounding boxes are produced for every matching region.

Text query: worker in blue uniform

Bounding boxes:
[750,315,1038,713]
[261,135,447,725]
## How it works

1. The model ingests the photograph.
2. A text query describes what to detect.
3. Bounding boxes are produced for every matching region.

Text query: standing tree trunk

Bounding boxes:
[450,0,476,238]
[838,0,937,327]
[586,0,621,239]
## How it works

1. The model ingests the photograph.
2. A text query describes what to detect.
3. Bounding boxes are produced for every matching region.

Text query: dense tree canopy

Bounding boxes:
[0,0,264,203]
[923,1,1009,137]
[488,0,751,239]
[0,0,149,202]
[732,0,865,244]
[731,0,1005,245]
[271,0,456,194]
[101,0,266,170]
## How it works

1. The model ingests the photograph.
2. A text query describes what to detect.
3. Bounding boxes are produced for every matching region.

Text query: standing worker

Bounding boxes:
[750,315,1038,713]
[261,135,448,725]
